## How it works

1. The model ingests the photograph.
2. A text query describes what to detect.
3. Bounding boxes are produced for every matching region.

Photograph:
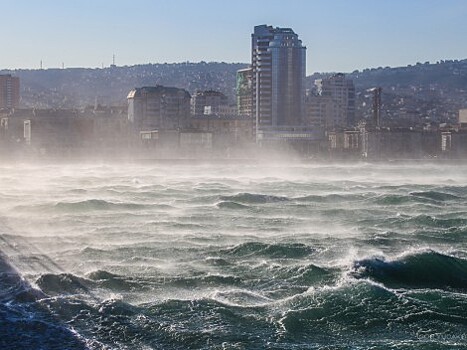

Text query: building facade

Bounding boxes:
[127,86,191,131]
[251,25,306,134]
[236,67,253,117]
[311,74,355,129]
[189,114,254,143]
[305,93,331,129]
[191,90,228,116]
[0,74,20,110]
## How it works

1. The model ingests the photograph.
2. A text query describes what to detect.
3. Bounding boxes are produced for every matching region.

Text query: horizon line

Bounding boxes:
[1,57,466,76]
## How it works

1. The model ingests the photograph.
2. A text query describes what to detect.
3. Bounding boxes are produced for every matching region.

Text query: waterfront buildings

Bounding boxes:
[127,86,191,131]
[251,25,306,136]
[236,67,253,117]
[191,90,229,116]
[0,107,130,158]
[308,73,355,129]
[305,93,332,129]
[328,127,442,160]
[0,74,20,110]
[189,114,254,145]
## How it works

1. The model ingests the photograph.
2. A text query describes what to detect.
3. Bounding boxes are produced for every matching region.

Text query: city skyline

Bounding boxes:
[2,0,467,74]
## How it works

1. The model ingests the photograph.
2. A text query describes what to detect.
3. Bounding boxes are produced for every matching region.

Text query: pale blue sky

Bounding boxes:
[2,0,467,73]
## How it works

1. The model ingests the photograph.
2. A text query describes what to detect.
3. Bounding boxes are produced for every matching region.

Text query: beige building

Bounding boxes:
[309,74,356,129]
[459,109,467,127]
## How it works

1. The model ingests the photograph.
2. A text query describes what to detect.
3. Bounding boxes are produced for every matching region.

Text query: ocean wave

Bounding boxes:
[85,270,140,291]
[374,194,415,205]
[277,280,467,343]
[141,297,269,346]
[373,190,462,206]
[86,269,119,280]
[410,191,461,202]
[352,250,467,290]
[14,199,152,213]
[409,215,467,229]
[296,193,369,203]
[36,273,94,296]
[220,193,289,204]
[248,263,336,299]
[0,272,45,303]
[0,252,46,303]
[216,201,250,210]
[204,257,231,266]
[166,274,243,289]
[211,289,273,307]
[0,254,88,349]
[54,199,149,211]
[0,305,89,349]
[224,242,314,259]
[281,263,336,286]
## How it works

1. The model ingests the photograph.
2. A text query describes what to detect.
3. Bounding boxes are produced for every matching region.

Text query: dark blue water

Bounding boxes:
[1,162,467,349]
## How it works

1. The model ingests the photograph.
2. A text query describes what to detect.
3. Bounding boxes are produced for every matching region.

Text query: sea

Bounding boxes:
[1,161,467,349]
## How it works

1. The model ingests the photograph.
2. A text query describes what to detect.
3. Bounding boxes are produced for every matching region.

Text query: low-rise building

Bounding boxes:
[23,109,93,156]
[188,114,254,154]
[191,90,228,116]
[127,86,191,131]
[328,127,441,160]
[440,130,467,158]
[1,107,132,158]
[257,126,325,156]
[180,131,213,156]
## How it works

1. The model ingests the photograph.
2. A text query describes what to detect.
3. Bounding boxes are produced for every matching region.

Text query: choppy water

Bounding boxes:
[1,161,467,349]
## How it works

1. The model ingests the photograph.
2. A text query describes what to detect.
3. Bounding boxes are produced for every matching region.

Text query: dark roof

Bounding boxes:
[127,85,191,99]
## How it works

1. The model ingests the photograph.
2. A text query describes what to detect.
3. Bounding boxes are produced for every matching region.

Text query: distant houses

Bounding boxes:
[1,25,467,161]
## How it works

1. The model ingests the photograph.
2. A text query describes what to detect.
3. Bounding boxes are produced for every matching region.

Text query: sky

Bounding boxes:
[1,0,467,74]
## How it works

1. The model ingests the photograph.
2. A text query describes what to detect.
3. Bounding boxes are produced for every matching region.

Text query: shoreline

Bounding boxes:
[2,155,467,166]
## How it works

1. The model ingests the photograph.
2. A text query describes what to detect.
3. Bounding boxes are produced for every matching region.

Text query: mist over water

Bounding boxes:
[1,161,467,349]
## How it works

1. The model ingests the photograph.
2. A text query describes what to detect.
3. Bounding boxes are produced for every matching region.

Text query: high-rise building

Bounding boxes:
[0,74,20,110]
[251,25,306,133]
[313,73,355,129]
[236,67,253,117]
[127,86,191,131]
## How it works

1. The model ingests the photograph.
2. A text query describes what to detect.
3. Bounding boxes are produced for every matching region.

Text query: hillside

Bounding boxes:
[1,62,248,109]
[2,59,467,124]
[307,59,467,125]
